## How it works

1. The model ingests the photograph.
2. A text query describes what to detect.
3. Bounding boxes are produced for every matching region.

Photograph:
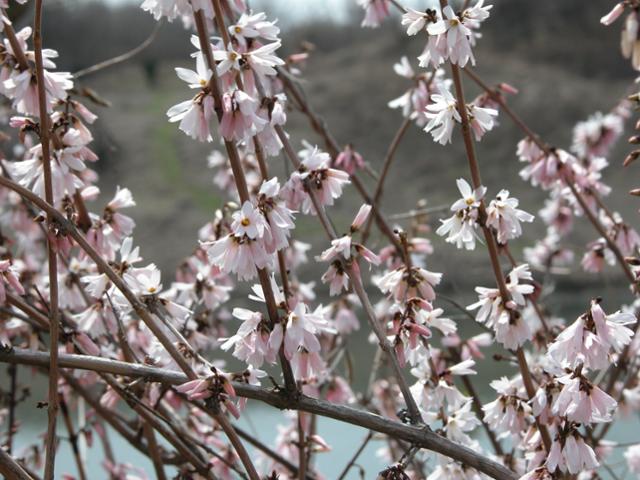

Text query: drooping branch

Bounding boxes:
[0,348,517,480]
[442,0,552,448]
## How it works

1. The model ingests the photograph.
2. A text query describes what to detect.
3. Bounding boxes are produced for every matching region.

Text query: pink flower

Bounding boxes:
[219,90,266,142]
[517,140,575,190]
[175,370,239,417]
[321,262,348,296]
[319,235,352,262]
[282,145,350,215]
[229,12,280,45]
[402,8,438,36]
[376,266,442,302]
[482,377,532,437]
[220,308,276,368]
[140,0,190,21]
[205,234,272,281]
[335,145,365,175]
[290,349,327,380]
[423,3,492,68]
[104,187,136,240]
[245,41,285,77]
[418,32,449,68]
[548,300,634,370]
[547,430,598,474]
[581,239,614,273]
[167,94,215,142]
[0,260,24,303]
[326,376,356,404]
[624,444,640,474]
[467,264,535,349]
[572,111,625,158]
[486,189,534,244]
[283,302,335,359]
[257,178,296,253]
[552,370,617,424]
[357,0,390,28]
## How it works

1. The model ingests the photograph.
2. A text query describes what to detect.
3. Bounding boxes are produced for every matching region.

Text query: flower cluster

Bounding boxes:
[402,2,492,68]
[2,2,640,480]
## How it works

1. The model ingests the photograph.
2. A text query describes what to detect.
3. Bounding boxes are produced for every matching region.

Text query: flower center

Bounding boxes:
[241,217,251,227]
[229,52,238,61]
[465,198,474,206]
[234,26,242,33]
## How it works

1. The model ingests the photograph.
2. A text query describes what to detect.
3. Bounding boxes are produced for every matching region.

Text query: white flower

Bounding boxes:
[424,85,460,145]
[486,190,534,244]
[231,201,268,240]
[436,179,486,250]
[401,8,431,36]
[547,299,634,370]
[467,104,498,141]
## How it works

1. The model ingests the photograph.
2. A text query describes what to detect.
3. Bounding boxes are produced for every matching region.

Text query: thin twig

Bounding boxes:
[73,21,162,78]
[361,118,411,245]
[336,431,373,480]
[5,364,17,453]
[59,394,88,480]
[234,426,316,480]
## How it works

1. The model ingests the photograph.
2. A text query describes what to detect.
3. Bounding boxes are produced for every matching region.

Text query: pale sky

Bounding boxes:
[106,0,433,25]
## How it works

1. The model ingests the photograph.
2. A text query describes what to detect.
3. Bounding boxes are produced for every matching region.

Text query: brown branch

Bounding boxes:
[0,348,517,480]
[33,2,61,476]
[102,375,216,479]
[297,413,307,480]
[1,13,29,70]
[62,373,182,466]
[444,23,552,450]
[463,67,637,288]
[5,363,17,453]
[59,394,88,480]
[0,174,197,379]
[0,447,35,480]
[142,422,167,480]
[193,7,296,394]
[273,122,423,424]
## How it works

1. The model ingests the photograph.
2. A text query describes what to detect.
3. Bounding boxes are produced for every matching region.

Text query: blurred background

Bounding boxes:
[5,0,640,478]
[7,0,630,303]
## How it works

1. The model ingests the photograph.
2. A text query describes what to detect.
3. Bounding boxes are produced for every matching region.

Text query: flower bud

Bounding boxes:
[351,204,372,232]
[624,150,640,167]
[600,2,625,25]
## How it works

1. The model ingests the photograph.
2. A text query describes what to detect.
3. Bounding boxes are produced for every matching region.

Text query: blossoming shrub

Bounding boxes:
[1,1,640,480]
